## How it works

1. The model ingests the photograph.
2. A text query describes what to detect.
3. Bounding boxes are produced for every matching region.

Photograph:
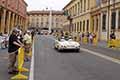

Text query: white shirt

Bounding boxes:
[23,34,32,44]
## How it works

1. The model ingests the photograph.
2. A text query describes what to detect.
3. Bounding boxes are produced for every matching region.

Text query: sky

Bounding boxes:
[25,0,71,11]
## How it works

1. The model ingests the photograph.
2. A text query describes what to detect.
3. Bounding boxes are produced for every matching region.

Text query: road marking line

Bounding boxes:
[81,48,120,65]
[29,42,34,80]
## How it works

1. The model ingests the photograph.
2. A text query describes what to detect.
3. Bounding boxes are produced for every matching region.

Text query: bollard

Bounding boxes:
[107,40,111,48]
[108,39,116,48]
[115,39,120,48]
[83,37,88,44]
[11,47,29,80]
[93,38,98,46]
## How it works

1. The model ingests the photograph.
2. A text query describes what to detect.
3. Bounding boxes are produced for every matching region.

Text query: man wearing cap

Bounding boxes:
[8,29,24,74]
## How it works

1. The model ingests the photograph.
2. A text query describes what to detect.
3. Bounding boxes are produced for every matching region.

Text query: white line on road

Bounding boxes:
[29,42,34,80]
[81,48,120,65]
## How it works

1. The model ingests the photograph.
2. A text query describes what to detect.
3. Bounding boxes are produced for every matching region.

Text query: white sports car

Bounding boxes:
[54,37,80,51]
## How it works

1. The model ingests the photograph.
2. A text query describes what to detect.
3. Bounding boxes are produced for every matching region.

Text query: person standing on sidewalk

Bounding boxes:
[89,33,93,44]
[8,29,24,74]
[3,32,9,48]
[23,30,32,62]
[110,31,116,40]
[31,30,35,41]
[109,31,116,47]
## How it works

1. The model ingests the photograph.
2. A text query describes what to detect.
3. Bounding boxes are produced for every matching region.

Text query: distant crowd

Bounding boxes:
[56,30,116,44]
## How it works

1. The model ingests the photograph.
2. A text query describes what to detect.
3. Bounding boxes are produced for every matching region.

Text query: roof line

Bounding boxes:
[63,0,75,10]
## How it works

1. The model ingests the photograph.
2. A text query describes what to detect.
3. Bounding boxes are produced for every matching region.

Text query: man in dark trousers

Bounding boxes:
[31,30,35,40]
[8,29,23,74]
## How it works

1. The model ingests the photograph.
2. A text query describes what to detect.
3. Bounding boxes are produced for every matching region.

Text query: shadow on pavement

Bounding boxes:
[56,49,81,53]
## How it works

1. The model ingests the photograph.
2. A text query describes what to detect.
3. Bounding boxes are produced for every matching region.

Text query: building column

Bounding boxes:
[75,23,77,32]
[15,15,18,26]
[19,16,21,25]
[20,17,22,25]
[11,13,15,29]
[24,19,26,30]
[73,23,74,32]
[22,18,25,30]
[109,10,112,39]
[100,13,103,32]
[90,16,94,32]
[20,18,22,26]
[98,15,101,40]
[6,11,11,34]
[116,10,119,31]
[81,21,83,33]
[82,0,84,12]
[100,13,103,40]
[1,9,6,33]
[22,18,24,27]
[78,22,80,32]
[94,16,96,32]
[17,16,20,25]
[76,4,78,16]
[19,17,21,25]
[74,6,75,16]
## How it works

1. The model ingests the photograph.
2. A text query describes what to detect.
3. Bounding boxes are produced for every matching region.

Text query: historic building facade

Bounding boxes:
[101,0,120,40]
[27,11,65,32]
[63,0,120,40]
[63,0,96,34]
[0,0,27,34]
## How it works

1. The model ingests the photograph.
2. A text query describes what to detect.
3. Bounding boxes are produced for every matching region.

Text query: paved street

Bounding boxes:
[0,49,10,80]
[34,35,120,80]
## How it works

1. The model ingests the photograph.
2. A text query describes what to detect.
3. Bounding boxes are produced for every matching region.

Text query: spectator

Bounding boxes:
[110,31,116,40]
[86,32,90,43]
[8,29,23,74]
[23,30,32,61]
[31,30,35,40]
[81,33,84,43]
[3,32,9,48]
[89,33,93,44]
[0,33,3,48]
[82,33,84,38]
[17,30,23,43]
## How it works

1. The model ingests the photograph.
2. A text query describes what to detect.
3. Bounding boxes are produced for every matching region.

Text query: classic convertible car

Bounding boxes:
[54,37,80,52]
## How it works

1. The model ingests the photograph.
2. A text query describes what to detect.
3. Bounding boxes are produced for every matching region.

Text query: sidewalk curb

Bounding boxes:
[29,42,34,80]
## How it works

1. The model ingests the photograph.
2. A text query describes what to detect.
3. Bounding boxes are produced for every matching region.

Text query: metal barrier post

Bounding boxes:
[11,47,29,80]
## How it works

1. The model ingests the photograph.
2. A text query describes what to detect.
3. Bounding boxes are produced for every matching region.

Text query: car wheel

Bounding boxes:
[54,46,57,50]
[76,49,80,52]
[57,47,62,52]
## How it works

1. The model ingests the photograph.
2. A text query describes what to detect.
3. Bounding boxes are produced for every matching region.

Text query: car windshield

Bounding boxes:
[68,38,73,41]
[59,37,73,41]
